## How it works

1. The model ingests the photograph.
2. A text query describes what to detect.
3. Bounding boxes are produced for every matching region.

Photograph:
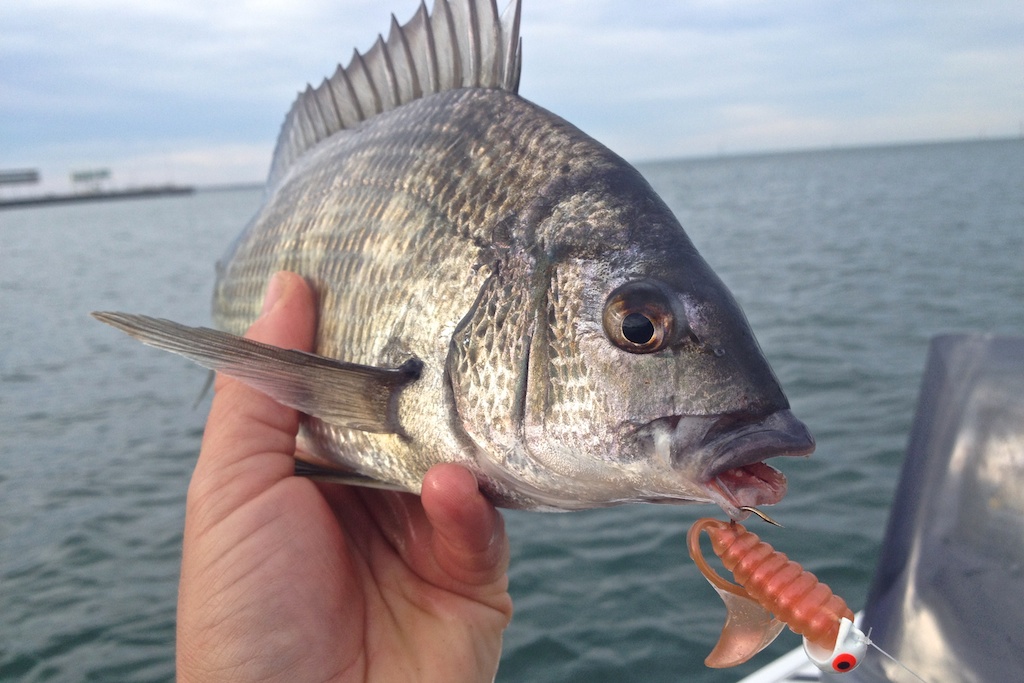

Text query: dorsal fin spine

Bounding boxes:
[420,3,440,92]
[375,35,400,109]
[317,86,339,135]
[317,78,343,132]
[435,0,461,92]
[390,14,422,99]
[485,0,500,86]
[502,0,520,88]
[333,64,364,124]
[307,92,325,142]
[466,0,481,87]
[306,85,330,141]
[352,50,383,117]
[340,53,367,122]
[268,0,523,186]
[507,2,524,90]
[295,96,316,148]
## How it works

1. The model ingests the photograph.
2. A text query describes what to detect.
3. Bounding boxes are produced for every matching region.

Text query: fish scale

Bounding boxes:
[94,0,814,512]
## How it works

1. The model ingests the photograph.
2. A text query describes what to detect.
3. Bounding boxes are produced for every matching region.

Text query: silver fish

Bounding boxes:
[94,0,814,514]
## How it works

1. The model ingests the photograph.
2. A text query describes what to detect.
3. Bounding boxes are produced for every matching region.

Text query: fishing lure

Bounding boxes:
[687,514,870,673]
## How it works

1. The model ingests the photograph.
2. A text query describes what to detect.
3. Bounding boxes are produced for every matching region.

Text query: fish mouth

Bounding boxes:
[699,409,815,517]
[637,408,814,517]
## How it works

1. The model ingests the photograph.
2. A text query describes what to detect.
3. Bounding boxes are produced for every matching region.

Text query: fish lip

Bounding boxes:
[629,408,813,514]
[698,409,815,516]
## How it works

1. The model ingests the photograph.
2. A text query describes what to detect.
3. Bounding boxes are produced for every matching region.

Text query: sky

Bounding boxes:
[2,0,1023,193]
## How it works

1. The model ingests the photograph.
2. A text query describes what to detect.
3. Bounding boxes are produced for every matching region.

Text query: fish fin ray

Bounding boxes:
[267,0,522,186]
[294,459,408,491]
[92,311,422,434]
[388,13,421,101]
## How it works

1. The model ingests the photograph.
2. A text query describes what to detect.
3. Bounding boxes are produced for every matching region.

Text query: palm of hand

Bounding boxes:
[176,272,512,682]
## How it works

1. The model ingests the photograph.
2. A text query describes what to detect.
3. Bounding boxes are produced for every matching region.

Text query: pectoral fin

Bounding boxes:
[92,312,421,434]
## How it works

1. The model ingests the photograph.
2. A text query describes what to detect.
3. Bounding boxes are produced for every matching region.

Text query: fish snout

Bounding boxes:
[699,408,815,517]
[633,408,813,513]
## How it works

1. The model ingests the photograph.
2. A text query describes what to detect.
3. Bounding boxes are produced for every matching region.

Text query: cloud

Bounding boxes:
[2,0,1022,188]
[521,1,1024,159]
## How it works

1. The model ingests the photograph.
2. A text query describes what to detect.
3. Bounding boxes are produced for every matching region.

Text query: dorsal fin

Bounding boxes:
[268,0,523,186]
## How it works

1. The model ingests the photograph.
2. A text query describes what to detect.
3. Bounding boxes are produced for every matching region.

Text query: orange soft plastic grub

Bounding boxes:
[687,517,868,673]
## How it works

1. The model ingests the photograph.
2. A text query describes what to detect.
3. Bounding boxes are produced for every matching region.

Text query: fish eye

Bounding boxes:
[602,280,680,354]
[621,312,655,344]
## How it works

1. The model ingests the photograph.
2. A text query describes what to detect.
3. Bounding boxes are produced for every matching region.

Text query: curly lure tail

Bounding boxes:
[687,517,856,669]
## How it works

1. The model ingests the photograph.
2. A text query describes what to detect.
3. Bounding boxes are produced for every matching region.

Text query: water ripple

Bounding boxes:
[3,144,1023,682]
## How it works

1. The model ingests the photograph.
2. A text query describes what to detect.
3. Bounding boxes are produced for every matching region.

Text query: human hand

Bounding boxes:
[176,271,512,682]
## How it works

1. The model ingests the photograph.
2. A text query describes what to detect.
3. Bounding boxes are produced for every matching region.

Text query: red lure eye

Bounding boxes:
[832,653,858,672]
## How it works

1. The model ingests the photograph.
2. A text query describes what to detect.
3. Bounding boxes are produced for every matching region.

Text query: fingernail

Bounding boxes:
[261,272,287,315]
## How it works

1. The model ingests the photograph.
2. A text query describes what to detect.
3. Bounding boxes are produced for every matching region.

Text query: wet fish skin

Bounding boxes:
[94,0,815,513]
[212,86,799,509]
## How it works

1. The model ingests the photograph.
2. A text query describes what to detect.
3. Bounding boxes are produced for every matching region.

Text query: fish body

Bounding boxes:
[95,0,814,514]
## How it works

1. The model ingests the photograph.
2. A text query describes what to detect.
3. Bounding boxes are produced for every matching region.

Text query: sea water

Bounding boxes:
[1,139,1022,682]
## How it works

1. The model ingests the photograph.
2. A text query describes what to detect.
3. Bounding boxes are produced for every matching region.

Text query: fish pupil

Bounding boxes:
[621,313,655,345]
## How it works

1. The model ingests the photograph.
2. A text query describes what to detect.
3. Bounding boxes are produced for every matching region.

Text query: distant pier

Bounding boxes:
[0,185,195,210]
[0,167,194,210]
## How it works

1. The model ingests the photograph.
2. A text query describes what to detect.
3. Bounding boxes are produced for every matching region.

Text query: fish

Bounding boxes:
[93,0,815,514]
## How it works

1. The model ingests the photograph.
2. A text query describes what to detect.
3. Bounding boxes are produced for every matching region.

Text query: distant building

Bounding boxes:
[71,169,112,194]
[0,169,41,199]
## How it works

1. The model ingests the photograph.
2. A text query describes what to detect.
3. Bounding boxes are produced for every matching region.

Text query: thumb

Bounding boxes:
[188,271,317,527]
[421,464,511,598]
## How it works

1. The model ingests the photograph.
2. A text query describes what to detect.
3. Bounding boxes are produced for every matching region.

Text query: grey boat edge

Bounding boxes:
[739,333,1024,682]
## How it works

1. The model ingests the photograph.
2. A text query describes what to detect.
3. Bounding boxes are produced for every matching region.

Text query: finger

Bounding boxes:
[421,464,510,593]
[189,272,317,522]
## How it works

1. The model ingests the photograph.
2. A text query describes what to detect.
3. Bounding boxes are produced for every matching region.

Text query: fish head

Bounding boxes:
[585,271,815,517]
[464,163,814,514]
